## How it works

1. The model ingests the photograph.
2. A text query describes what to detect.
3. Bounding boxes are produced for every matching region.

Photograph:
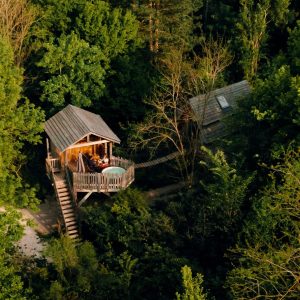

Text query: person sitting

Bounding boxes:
[102,154,109,164]
[91,153,100,161]
[98,154,109,169]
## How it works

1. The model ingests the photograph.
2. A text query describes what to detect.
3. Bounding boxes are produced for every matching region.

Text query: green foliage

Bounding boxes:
[288,20,300,71]
[166,147,251,245]
[75,0,139,58]
[29,0,141,115]
[226,150,300,299]
[269,0,292,27]
[130,0,203,52]
[49,281,64,300]
[0,36,44,209]
[45,236,103,299]
[45,235,79,283]
[236,0,270,80]
[38,32,108,108]
[0,209,29,300]
[199,147,253,235]
[81,188,188,299]
[176,265,207,300]
[3,0,298,299]
[228,65,300,166]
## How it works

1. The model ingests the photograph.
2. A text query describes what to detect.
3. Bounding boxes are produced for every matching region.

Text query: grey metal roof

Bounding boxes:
[189,80,251,143]
[45,105,120,152]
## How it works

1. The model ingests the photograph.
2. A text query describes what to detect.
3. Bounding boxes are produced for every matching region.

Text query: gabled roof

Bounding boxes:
[189,80,251,143]
[45,105,120,152]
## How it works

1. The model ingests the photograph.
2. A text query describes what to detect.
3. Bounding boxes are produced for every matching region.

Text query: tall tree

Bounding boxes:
[0,36,44,208]
[37,33,108,109]
[81,188,187,299]
[226,150,300,299]
[28,0,140,114]
[227,65,300,167]
[288,20,300,72]
[0,0,37,65]
[0,209,28,300]
[176,265,207,300]
[128,0,203,53]
[237,0,270,81]
[129,39,232,184]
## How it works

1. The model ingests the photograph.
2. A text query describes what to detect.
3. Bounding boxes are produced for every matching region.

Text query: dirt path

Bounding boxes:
[145,181,186,201]
[17,197,60,257]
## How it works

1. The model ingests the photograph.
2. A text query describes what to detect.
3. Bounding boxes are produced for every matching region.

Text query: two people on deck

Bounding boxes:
[91,153,109,168]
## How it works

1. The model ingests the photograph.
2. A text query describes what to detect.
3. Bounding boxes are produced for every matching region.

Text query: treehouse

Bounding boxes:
[45,104,135,204]
[189,80,251,144]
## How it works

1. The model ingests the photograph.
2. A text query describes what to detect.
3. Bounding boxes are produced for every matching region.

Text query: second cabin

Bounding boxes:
[45,104,134,202]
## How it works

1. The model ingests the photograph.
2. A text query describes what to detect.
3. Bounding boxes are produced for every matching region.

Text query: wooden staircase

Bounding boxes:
[54,175,79,240]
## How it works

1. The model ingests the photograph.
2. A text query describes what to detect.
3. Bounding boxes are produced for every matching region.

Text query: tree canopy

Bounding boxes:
[0,0,299,299]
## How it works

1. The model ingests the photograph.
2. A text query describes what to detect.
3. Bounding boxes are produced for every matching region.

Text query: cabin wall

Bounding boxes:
[50,140,61,159]
[65,144,106,163]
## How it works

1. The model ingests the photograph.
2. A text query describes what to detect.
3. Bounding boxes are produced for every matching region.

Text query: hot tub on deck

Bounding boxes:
[102,166,126,175]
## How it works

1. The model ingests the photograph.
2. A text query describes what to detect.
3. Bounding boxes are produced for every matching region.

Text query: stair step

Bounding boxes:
[62,208,74,214]
[66,223,77,228]
[60,198,71,203]
[64,218,76,223]
[57,187,68,192]
[68,229,79,234]
[61,204,72,209]
[69,235,79,239]
[59,194,70,199]
[58,191,70,198]
[60,202,71,206]
[64,212,75,217]
[67,225,78,230]
[65,216,77,225]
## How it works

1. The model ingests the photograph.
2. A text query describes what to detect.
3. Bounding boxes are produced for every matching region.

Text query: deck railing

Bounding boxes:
[110,156,133,169]
[46,157,61,174]
[72,158,134,193]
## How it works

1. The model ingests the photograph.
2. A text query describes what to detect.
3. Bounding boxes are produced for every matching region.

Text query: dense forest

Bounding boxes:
[0,0,299,299]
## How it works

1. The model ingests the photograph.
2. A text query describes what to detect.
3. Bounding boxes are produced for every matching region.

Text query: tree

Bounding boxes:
[80,188,188,299]
[197,147,253,237]
[227,65,300,167]
[37,32,108,109]
[127,0,203,53]
[226,150,300,299]
[288,20,300,72]
[0,0,37,65]
[176,265,207,300]
[236,0,270,81]
[129,39,232,184]
[45,236,103,299]
[0,209,29,300]
[27,0,144,119]
[0,36,44,209]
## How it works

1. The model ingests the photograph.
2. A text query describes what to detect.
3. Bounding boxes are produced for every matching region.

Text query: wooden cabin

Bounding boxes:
[189,80,251,144]
[45,104,134,202]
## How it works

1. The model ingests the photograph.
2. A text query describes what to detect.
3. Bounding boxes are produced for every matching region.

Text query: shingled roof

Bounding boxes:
[189,80,251,143]
[45,105,120,152]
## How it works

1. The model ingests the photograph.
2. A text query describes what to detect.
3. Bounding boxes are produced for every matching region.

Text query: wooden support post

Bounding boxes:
[64,151,67,170]
[46,138,50,158]
[109,142,112,158]
[78,191,93,207]
[105,143,107,155]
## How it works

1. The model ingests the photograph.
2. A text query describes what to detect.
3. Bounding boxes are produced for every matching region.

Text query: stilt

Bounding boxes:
[78,191,93,207]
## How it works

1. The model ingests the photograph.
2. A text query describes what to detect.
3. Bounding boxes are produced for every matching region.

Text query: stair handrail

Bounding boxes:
[65,164,77,206]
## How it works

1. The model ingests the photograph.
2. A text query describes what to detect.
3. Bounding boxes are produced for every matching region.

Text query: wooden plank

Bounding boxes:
[66,139,109,150]
[78,191,93,207]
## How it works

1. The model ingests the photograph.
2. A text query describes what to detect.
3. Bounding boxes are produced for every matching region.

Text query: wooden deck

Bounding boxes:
[46,156,135,195]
